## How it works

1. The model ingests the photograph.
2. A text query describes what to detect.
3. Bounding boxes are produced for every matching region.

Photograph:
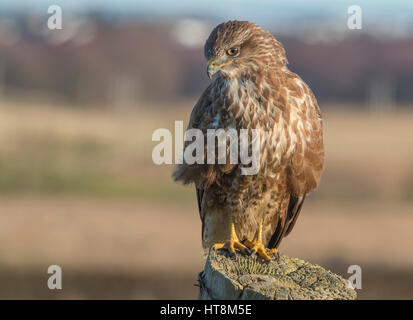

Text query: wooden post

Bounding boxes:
[198,250,357,300]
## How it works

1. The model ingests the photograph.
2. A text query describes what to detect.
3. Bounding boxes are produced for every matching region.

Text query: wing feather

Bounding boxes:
[267,194,306,249]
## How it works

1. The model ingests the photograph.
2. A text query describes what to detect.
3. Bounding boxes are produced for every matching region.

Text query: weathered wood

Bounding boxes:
[198,250,357,300]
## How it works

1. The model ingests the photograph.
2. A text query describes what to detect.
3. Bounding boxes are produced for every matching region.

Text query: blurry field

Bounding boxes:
[0,100,412,299]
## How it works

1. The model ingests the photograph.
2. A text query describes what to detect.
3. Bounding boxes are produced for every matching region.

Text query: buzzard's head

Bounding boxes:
[204,20,288,80]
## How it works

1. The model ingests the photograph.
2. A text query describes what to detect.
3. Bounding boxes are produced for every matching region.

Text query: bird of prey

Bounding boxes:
[173,21,324,261]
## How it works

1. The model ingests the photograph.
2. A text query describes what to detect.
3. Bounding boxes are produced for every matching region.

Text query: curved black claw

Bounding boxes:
[266,251,280,264]
[229,251,237,259]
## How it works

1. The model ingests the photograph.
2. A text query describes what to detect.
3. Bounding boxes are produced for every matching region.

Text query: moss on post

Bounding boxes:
[198,250,357,300]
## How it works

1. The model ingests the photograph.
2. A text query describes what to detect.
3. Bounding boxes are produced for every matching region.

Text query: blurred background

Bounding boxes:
[0,0,412,299]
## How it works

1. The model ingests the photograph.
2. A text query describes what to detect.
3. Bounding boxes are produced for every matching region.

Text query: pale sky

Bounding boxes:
[1,0,412,35]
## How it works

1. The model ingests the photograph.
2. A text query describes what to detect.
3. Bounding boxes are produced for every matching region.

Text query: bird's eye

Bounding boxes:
[226,47,239,57]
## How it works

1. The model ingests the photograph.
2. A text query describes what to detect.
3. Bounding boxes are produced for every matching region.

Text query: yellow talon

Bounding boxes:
[243,222,278,262]
[213,222,250,256]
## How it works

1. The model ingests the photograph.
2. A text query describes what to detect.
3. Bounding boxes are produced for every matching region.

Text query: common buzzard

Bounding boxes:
[173,21,324,261]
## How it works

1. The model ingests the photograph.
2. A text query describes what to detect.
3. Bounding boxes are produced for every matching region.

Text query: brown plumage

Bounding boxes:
[173,21,324,257]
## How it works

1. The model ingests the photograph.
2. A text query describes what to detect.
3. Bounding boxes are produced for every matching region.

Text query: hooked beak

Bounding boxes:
[207,59,217,80]
[207,59,233,80]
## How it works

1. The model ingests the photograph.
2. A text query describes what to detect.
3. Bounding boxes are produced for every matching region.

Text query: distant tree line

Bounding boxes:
[0,17,412,108]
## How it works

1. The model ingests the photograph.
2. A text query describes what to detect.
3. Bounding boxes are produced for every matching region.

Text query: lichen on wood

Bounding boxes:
[198,250,357,300]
